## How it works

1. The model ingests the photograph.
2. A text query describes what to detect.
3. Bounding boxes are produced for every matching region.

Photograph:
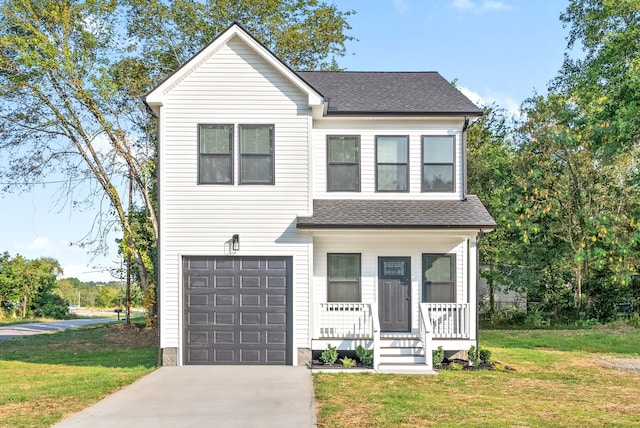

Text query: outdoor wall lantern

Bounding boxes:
[232,234,240,252]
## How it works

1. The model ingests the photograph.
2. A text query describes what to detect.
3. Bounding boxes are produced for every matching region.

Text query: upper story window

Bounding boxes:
[198,124,233,184]
[327,253,361,302]
[422,136,455,192]
[422,254,456,303]
[327,135,360,192]
[239,125,274,184]
[376,136,409,192]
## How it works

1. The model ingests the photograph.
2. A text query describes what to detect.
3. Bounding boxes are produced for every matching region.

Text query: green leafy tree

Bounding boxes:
[512,94,640,320]
[556,0,640,154]
[0,0,355,325]
[0,253,63,318]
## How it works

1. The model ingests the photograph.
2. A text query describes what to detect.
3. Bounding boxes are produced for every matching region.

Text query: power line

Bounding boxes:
[0,177,89,186]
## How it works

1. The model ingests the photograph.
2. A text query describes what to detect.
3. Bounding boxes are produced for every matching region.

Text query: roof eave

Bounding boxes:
[296,223,497,230]
[323,110,483,117]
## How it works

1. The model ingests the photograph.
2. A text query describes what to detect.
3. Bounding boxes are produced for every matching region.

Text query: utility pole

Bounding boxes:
[126,170,133,326]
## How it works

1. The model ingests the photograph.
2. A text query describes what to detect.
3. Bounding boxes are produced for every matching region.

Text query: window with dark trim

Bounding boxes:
[327,135,360,192]
[422,135,455,192]
[422,254,456,303]
[198,124,233,184]
[376,136,409,192]
[327,253,361,302]
[239,124,274,184]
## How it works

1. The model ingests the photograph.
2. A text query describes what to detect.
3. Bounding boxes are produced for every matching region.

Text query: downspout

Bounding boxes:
[462,115,469,201]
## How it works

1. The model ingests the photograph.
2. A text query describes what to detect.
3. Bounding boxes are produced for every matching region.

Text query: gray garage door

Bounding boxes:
[183,256,292,365]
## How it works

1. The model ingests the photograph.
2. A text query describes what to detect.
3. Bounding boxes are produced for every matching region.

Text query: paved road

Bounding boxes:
[0,318,118,340]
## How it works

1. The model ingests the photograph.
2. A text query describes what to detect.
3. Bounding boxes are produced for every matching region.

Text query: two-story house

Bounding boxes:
[145,23,496,371]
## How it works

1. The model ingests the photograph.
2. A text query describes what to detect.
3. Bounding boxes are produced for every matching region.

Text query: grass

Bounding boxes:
[314,326,640,427]
[0,321,157,428]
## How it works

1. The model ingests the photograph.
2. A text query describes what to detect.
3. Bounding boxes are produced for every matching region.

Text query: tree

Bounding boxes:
[0,0,355,324]
[512,93,640,320]
[466,105,523,316]
[0,253,63,318]
[556,0,640,154]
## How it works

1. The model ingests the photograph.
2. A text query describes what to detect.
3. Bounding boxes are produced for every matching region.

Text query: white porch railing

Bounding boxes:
[316,302,471,340]
[316,303,373,338]
[418,304,434,369]
[423,303,471,339]
[370,304,381,372]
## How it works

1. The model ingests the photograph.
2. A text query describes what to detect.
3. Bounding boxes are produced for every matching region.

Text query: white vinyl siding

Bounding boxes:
[312,119,466,200]
[158,37,312,362]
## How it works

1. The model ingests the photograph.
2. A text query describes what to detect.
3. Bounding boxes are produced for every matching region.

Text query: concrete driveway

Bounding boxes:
[53,366,316,428]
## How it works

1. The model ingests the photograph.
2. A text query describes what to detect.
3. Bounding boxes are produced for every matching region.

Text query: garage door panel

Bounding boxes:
[187,258,213,270]
[183,256,291,365]
[240,312,261,325]
[214,294,235,306]
[187,312,210,325]
[213,349,235,363]
[240,294,261,306]
[187,349,211,364]
[213,330,235,344]
[214,276,235,288]
[267,280,286,291]
[266,294,286,307]
[187,275,210,288]
[187,294,210,306]
[213,312,235,325]
[240,276,261,288]
[187,330,209,345]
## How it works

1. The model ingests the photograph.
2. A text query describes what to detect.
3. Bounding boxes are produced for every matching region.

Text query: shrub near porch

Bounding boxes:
[313,327,640,427]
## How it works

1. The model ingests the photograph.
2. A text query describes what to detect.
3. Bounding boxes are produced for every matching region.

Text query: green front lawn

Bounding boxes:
[314,326,640,427]
[0,322,157,428]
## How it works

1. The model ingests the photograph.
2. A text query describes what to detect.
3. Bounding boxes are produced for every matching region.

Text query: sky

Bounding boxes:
[0,0,572,282]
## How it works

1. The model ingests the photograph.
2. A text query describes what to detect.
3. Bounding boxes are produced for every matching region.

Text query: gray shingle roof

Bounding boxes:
[296,71,482,116]
[296,195,496,229]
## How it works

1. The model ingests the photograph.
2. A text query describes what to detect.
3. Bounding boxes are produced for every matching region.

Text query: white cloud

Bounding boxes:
[15,236,57,252]
[452,0,474,10]
[459,86,521,118]
[451,0,511,13]
[482,1,511,11]
[392,0,409,13]
[62,263,114,283]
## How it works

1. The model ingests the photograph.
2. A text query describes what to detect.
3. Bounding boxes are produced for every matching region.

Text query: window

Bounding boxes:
[422,254,456,303]
[376,136,409,192]
[327,253,361,302]
[198,124,233,184]
[327,135,360,191]
[422,136,455,192]
[239,125,274,184]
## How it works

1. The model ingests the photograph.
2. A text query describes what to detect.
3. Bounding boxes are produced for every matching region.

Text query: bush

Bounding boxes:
[340,357,356,368]
[319,344,338,365]
[32,292,69,319]
[449,362,463,371]
[468,345,480,366]
[432,346,445,366]
[479,348,492,364]
[355,345,373,366]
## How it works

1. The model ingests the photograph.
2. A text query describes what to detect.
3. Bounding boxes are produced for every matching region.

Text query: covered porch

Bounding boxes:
[311,302,474,371]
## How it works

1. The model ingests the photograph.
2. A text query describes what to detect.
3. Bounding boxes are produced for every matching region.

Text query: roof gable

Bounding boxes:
[145,23,324,114]
[297,71,481,116]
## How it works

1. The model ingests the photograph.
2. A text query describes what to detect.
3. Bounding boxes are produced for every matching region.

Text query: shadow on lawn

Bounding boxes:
[0,323,158,369]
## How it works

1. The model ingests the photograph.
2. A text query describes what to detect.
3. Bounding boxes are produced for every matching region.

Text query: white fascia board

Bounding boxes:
[145,24,324,110]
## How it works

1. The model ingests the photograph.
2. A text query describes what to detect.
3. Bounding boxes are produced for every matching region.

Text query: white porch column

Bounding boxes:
[469,234,478,341]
